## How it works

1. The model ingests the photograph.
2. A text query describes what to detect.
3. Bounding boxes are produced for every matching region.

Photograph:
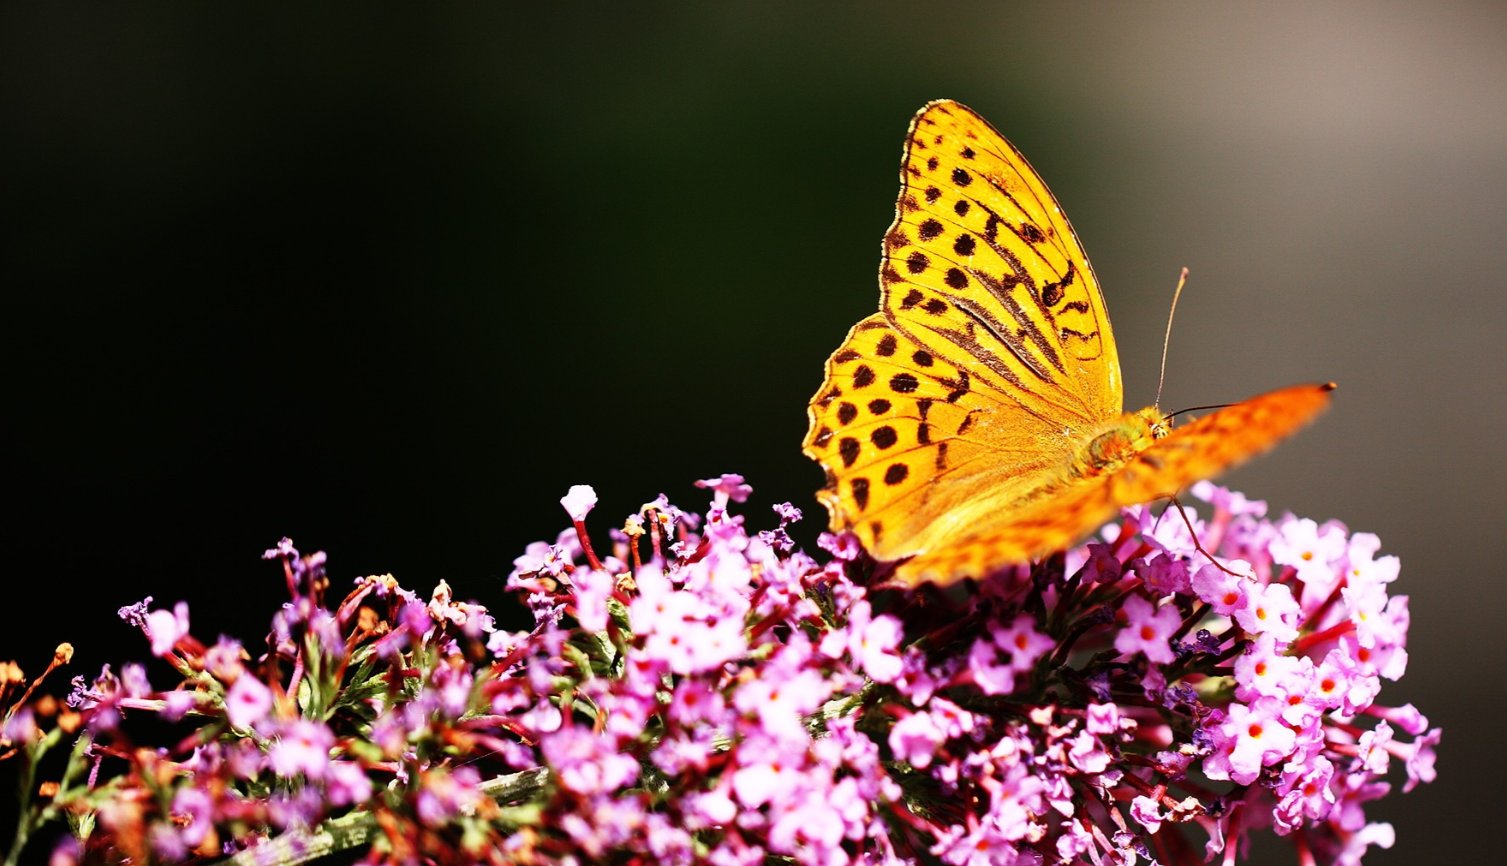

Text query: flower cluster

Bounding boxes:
[0,475,1437,865]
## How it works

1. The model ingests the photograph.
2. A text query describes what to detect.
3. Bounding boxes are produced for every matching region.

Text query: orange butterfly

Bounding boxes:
[803,100,1332,587]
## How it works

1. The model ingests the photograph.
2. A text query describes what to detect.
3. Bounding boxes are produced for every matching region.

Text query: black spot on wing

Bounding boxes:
[839,437,860,468]
[851,477,870,510]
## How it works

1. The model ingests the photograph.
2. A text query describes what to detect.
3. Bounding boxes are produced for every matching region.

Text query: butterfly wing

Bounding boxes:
[806,312,1067,560]
[890,383,1336,586]
[805,100,1122,562]
[882,100,1121,424]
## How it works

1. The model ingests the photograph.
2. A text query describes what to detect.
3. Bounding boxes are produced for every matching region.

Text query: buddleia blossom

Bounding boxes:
[1,480,1436,866]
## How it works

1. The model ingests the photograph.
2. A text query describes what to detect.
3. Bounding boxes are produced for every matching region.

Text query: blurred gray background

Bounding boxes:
[4,3,1501,863]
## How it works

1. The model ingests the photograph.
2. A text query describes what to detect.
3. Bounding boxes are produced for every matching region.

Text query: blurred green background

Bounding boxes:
[4,3,1502,863]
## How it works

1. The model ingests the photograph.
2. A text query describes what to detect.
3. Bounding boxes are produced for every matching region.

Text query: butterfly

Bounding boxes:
[803,99,1333,587]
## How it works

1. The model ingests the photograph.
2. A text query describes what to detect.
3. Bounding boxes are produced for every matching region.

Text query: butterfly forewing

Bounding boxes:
[807,100,1124,564]
[891,383,1334,586]
[881,100,1122,426]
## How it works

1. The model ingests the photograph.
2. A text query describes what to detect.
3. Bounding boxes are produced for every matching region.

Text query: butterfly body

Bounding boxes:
[804,100,1333,586]
[1076,408,1167,479]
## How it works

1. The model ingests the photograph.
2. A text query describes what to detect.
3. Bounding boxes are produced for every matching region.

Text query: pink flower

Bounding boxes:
[571,568,613,632]
[541,724,639,795]
[967,638,1016,695]
[144,601,191,657]
[1113,594,1181,664]
[846,601,905,683]
[1130,793,1165,833]
[667,679,727,727]
[1270,515,1348,593]
[1084,703,1120,735]
[224,676,273,729]
[1234,633,1306,701]
[734,665,828,740]
[731,737,805,809]
[818,531,862,561]
[989,614,1055,673]
[15,477,1437,866]
[1274,755,1336,832]
[695,473,752,507]
[560,484,598,521]
[1190,560,1253,615]
[1342,532,1400,590]
[1402,727,1442,792]
[268,719,335,781]
[170,786,213,848]
[1220,698,1298,784]
[415,766,483,829]
[888,710,946,769]
[326,760,373,807]
[1067,730,1110,774]
[683,786,737,829]
[1234,580,1300,642]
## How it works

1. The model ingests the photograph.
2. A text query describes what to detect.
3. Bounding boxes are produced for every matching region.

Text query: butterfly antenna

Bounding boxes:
[1154,267,1189,411]
[1167,401,1235,419]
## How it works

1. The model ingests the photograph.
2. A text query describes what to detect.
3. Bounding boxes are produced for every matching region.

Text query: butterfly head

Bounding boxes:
[1148,409,1172,440]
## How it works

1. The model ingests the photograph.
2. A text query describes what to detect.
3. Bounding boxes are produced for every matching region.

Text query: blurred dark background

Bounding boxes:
[3,4,1502,863]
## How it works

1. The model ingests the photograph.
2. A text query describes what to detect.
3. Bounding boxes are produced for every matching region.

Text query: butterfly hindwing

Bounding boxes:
[805,313,1060,561]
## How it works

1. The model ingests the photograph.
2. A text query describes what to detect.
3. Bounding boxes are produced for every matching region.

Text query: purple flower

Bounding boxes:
[1082,541,1123,583]
[116,597,153,629]
[1113,593,1181,664]
[1139,553,1192,595]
